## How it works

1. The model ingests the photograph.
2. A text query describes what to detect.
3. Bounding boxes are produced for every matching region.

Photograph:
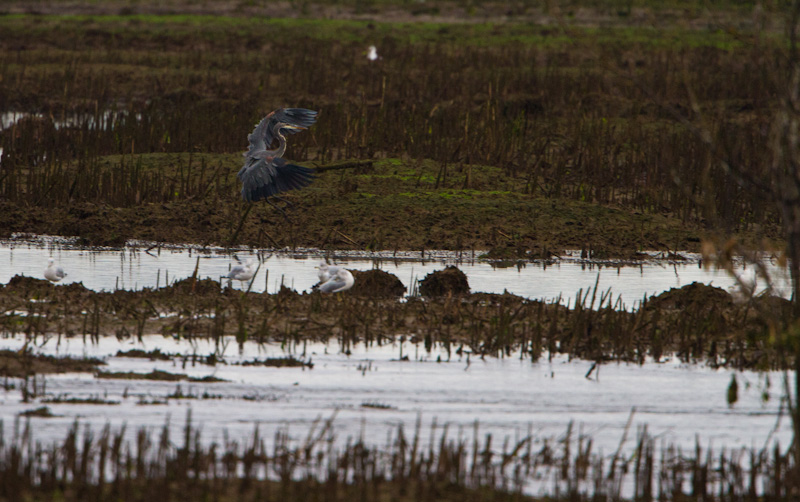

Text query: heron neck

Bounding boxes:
[270,123,287,158]
[275,132,287,158]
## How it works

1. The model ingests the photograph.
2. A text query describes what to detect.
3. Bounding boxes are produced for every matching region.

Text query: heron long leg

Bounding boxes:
[229,204,254,246]
[272,195,295,208]
[265,197,292,223]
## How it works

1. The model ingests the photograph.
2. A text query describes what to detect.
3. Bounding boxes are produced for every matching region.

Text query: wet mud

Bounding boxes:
[418,266,470,297]
[0,11,785,257]
[0,270,794,370]
[0,349,104,377]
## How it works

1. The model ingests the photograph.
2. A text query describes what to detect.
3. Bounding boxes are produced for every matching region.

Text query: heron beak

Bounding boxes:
[283,124,307,130]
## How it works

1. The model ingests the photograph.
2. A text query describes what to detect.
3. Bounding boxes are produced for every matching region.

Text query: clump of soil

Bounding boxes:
[350,269,406,298]
[0,350,104,377]
[645,282,733,312]
[752,294,793,318]
[2,275,92,299]
[165,277,221,296]
[19,406,57,418]
[97,369,189,381]
[116,348,173,360]
[418,266,470,297]
[238,356,313,368]
[277,284,299,298]
[43,396,120,405]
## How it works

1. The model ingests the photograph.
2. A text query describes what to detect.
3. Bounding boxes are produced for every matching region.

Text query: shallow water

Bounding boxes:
[0,334,791,456]
[0,237,791,309]
[0,109,139,131]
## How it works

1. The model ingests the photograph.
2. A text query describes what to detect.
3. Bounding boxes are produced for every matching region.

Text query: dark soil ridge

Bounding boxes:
[0,273,794,370]
[0,192,724,258]
[0,1,773,31]
[0,349,104,377]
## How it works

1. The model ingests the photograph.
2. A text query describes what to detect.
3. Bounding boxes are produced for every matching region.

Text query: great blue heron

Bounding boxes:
[239,108,317,214]
[318,268,354,293]
[44,257,67,283]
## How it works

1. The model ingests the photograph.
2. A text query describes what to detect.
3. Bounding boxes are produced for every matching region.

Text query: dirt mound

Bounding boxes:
[418,266,470,297]
[165,277,221,296]
[752,294,793,319]
[350,269,406,298]
[0,350,104,377]
[645,282,733,311]
[277,285,298,298]
[3,274,91,297]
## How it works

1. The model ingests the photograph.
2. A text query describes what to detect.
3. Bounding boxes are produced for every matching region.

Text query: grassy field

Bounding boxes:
[2,3,800,498]
[0,2,788,255]
[1,410,790,502]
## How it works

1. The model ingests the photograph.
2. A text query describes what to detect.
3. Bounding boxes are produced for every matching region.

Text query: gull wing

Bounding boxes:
[227,265,246,280]
[319,270,354,293]
[318,276,345,293]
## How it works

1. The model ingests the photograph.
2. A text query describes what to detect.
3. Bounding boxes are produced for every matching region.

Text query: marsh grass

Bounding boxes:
[0,275,794,370]
[0,412,796,501]
[0,14,785,250]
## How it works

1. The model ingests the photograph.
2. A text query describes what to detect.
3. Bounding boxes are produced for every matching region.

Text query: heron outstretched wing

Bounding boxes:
[237,157,315,202]
[246,108,318,155]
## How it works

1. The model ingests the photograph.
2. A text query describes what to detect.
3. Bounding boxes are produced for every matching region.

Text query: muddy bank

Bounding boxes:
[0,11,785,257]
[0,349,104,377]
[0,272,793,370]
[0,164,721,256]
[0,0,772,30]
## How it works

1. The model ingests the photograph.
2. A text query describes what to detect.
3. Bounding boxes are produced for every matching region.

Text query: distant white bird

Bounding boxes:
[318,268,354,294]
[316,261,342,283]
[367,45,379,61]
[225,258,256,287]
[44,257,67,283]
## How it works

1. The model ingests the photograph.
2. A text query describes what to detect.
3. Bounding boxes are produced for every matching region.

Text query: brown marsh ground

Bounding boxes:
[0,0,788,256]
[1,2,800,499]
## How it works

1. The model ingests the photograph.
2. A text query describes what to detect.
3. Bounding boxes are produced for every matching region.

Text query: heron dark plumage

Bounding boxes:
[238,107,318,204]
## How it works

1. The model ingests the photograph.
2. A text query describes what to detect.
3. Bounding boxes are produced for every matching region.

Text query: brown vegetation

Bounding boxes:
[0,349,104,378]
[0,11,786,254]
[0,413,794,502]
[0,271,794,370]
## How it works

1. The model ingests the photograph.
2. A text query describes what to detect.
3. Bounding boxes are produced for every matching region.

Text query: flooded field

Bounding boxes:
[0,334,791,473]
[1,2,798,498]
[0,237,791,308]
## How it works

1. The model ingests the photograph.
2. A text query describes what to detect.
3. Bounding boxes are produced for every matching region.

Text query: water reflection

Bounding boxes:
[0,109,141,131]
[0,334,791,457]
[0,236,791,309]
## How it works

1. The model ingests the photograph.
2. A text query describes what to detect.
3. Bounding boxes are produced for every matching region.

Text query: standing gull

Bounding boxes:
[239,108,318,214]
[318,268,355,294]
[225,258,256,287]
[367,45,379,61]
[44,257,67,283]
